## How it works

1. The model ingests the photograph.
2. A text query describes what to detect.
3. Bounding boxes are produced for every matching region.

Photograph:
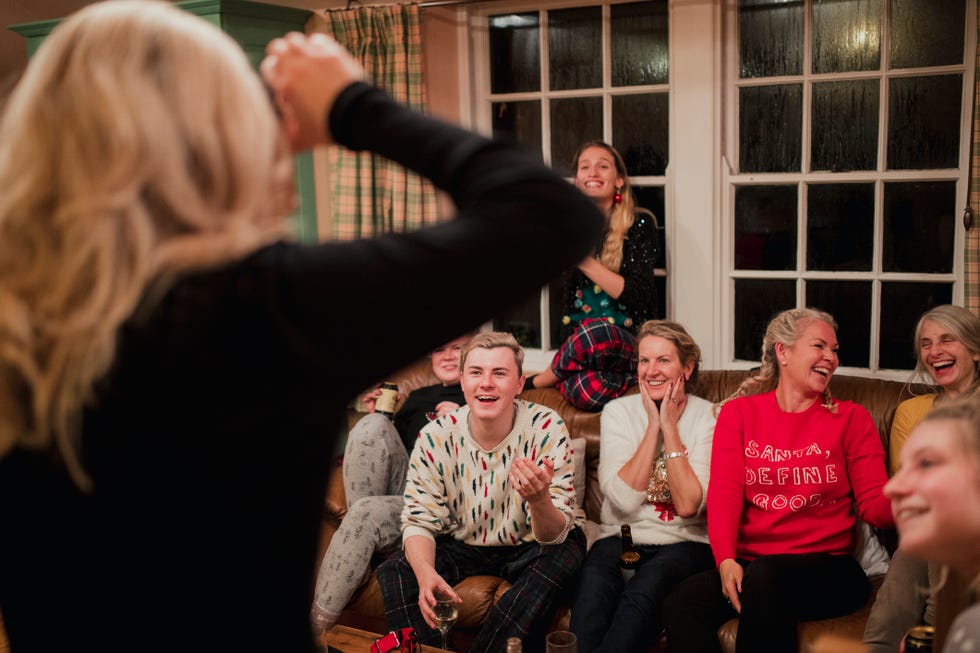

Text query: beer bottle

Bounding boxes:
[619,524,641,570]
[375,382,399,419]
[506,636,522,652]
[904,625,934,653]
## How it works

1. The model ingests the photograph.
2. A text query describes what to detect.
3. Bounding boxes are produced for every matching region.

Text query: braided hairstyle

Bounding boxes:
[720,308,839,413]
[571,141,636,273]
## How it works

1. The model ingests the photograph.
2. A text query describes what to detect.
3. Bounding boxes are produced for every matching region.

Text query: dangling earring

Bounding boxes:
[613,187,623,204]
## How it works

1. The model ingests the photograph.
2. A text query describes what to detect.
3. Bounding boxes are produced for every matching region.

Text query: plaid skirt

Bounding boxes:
[551,318,637,411]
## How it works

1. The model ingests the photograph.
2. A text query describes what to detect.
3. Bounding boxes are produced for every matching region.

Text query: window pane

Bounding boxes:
[611,0,669,86]
[548,6,601,91]
[883,181,956,273]
[890,0,965,69]
[634,186,666,269]
[805,281,872,367]
[812,0,881,73]
[739,84,803,173]
[879,283,954,369]
[887,75,962,170]
[738,0,803,78]
[494,288,544,348]
[734,185,798,271]
[613,93,668,175]
[550,98,603,177]
[807,183,874,271]
[492,101,542,161]
[489,13,540,94]
[734,279,796,361]
[811,79,879,172]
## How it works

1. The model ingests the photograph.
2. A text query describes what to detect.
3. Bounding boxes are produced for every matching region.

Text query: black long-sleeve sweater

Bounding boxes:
[0,82,602,653]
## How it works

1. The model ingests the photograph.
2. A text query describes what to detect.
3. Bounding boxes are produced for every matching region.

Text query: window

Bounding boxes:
[465,0,975,374]
[470,1,669,367]
[725,0,972,374]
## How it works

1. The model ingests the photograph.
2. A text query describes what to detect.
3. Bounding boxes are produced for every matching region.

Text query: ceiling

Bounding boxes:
[0,0,335,91]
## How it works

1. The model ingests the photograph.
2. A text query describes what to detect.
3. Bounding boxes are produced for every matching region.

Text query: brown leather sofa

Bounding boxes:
[318,362,919,652]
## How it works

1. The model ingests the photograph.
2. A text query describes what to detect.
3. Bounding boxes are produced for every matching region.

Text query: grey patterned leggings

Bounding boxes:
[311,413,408,630]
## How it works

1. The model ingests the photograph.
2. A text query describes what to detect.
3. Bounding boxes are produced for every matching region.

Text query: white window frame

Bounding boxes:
[719,0,977,379]
[461,0,977,377]
[469,0,673,370]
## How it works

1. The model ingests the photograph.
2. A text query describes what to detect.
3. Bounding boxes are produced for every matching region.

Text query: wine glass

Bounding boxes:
[432,589,459,651]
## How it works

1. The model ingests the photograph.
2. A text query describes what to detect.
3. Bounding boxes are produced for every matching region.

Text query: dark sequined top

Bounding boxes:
[562,210,658,337]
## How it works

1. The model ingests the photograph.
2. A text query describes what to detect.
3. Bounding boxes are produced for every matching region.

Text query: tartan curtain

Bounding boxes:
[317,3,438,240]
[968,14,980,314]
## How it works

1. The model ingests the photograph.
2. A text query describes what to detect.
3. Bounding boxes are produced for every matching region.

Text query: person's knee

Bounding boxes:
[740,557,781,596]
[347,496,399,521]
[346,497,378,520]
[348,413,390,446]
[346,497,400,543]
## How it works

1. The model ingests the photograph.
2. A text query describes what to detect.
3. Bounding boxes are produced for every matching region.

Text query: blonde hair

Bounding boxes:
[635,319,702,389]
[721,308,839,412]
[0,0,294,488]
[911,305,980,401]
[460,332,524,376]
[921,396,980,597]
[921,395,980,458]
[571,141,654,273]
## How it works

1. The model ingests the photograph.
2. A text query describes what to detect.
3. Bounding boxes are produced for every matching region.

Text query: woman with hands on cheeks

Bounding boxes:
[663,308,894,653]
[570,320,717,652]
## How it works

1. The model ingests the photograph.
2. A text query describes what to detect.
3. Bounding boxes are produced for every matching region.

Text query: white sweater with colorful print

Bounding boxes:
[401,400,580,546]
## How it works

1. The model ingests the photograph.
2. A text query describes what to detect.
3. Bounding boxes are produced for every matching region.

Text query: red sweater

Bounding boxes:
[707,391,894,567]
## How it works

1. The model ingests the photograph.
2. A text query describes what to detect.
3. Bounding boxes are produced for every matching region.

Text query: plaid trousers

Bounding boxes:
[552,318,637,411]
[377,527,586,653]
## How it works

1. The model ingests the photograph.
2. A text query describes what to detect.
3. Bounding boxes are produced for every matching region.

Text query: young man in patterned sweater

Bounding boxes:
[377,332,585,652]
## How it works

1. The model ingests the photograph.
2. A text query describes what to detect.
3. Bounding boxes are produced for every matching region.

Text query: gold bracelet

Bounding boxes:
[665,449,688,459]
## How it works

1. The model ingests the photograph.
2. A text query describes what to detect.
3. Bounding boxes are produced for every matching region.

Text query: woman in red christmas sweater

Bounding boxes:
[663,307,894,652]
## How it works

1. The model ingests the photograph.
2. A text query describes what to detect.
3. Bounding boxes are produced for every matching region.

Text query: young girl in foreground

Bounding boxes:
[885,397,980,653]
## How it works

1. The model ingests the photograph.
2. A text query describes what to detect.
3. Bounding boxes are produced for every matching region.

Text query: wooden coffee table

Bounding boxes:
[321,625,451,652]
